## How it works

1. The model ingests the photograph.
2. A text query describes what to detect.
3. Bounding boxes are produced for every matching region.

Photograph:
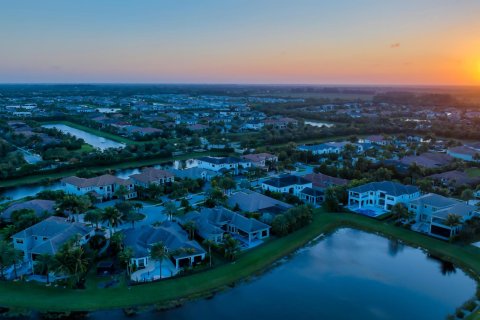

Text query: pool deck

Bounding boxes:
[347,205,388,218]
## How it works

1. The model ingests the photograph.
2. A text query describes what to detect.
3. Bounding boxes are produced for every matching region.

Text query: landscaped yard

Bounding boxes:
[466,167,480,178]
[0,209,478,312]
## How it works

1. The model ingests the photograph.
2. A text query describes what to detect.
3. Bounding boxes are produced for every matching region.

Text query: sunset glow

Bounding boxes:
[1,0,480,85]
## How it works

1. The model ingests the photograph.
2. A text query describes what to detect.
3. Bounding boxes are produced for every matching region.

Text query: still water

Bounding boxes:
[42,124,125,151]
[91,229,476,320]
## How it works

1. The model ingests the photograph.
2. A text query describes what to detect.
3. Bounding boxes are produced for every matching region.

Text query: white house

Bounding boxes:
[261,174,312,196]
[61,174,137,201]
[408,193,478,239]
[196,156,251,175]
[348,181,420,214]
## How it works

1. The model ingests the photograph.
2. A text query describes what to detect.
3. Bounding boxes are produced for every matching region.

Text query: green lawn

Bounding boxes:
[466,168,480,178]
[0,210,478,312]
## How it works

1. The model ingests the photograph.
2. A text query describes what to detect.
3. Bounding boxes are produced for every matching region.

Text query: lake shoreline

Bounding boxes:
[0,211,478,317]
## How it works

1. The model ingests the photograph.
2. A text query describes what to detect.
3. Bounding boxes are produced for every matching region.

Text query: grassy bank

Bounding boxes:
[41,121,137,145]
[0,151,225,189]
[0,210,478,312]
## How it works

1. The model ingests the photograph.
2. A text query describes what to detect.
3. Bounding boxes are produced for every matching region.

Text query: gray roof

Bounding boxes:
[227,190,292,212]
[433,203,478,220]
[12,216,93,256]
[168,167,220,180]
[197,156,247,165]
[263,174,311,188]
[349,181,419,196]
[121,222,205,259]
[181,207,270,239]
[299,187,324,197]
[409,193,460,209]
[1,199,55,221]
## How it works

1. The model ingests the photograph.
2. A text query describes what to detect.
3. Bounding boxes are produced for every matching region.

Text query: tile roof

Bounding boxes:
[303,173,349,189]
[122,222,205,259]
[61,174,132,188]
[1,199,55,221]
[349,181,419,196]
[12,216,93,255]
[131,168,174,184]
[263,174,311,188]
[227,190,292,212]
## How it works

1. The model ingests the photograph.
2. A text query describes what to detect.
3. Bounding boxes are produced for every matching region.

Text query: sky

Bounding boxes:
[1,0,480,85]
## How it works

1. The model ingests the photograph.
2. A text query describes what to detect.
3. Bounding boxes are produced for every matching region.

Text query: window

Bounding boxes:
[15,239,23,244]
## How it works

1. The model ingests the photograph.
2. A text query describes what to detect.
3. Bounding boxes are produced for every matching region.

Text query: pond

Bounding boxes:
[90,229,477,320]
[41,124,125,151]
[305,120,335,128]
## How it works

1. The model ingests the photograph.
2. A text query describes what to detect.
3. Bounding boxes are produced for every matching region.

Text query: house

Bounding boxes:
[408,193,478,239]
[297,142,361,155]
[241,153,278,168]
[181,207,270,247]
[429,170,480,188]
[61,174,137,201]
[298,187,325,206]
[303,173,349,189]
[227,189,292,215]
[264,117,298,129]
[12,216,94,263]
[242,121,264,131]
[348,181,420,216]
[1,199,56,222]
[360,135,389,146]
[261,174,312,196]
[121,222,205,273]
[168,167,220,181]
[400,152,454,169]
[447,146,480,162]
[196,156,251,175]
[130,168,175,188]
[187,124,209,132]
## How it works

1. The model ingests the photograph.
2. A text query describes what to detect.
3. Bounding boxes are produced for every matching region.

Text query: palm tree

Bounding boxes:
[222,234,240,261]
[124,211,143,228]
[133,202,143,213]
[57,195,91,222]
[10,248,23,279]
[202,239,216,267]
[53,243,89,288]
[114,185,129,201]
[149,242,169,279]
[164,201,178,221]
[444,213,463,238]
[184,221,196,240]
[118,247,134,276]
[84,209,103,229]
[102,207,123,236]
[0,241,13,279]
[35,254,54,284]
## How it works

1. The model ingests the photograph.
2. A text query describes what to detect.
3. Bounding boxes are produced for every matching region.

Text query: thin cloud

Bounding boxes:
[390,43,400,49]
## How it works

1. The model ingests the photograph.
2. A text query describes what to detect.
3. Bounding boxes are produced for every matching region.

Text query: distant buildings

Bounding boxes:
[241,153,278,168]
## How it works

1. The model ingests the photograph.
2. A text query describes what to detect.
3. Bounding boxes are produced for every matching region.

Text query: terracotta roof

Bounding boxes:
[61,174,132,188]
